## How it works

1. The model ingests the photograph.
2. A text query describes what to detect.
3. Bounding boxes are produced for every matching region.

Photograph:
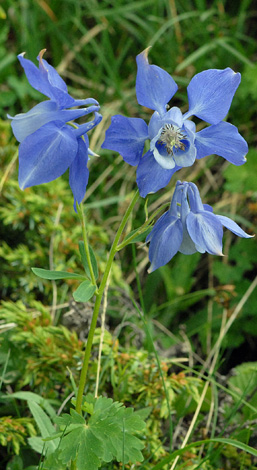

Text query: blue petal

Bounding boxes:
[69,136,89,210]
[166,107,183,127]
[73,111,103,138]
[146,212,167,243]
[101,115,148,166]
[147,212,183,272]
[179,229,197,255]
[8,101,100,143]
[203,204,213,212]
[195,121,248,165]
[186,211,224,255]
[168,180,183,217]
[150,131,176,170]
[70,98,99,107]
[9,101,57,142]
[136,48,178,116]
[217,215,253,238]
[136,150,179,197]
[183,119,196,133]
[148,107,183,139]
[18,121,78,189]
[149,113,196,170]
[18,51,74,108]
[173,127,196,168]
[173,141,196,167]
[187,182,205,212]
[185,68,241,124]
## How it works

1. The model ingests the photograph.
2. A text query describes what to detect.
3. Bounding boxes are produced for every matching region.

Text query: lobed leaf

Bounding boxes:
[57,395,146,470]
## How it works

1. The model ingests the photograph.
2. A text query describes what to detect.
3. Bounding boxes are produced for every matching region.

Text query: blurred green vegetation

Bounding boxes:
[0,0,257,468]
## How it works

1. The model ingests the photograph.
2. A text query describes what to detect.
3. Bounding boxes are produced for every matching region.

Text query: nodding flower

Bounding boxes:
[146,181,253,272]
[8,50,102,209]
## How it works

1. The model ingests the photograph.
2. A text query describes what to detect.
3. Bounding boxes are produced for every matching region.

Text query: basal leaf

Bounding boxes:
[40,451,66,470]
[76,429,103,470]
[28,402,56,439]
[32,267,86,281]
[58,426,102,470]
[123,407,146,432]
[28,402,58,454]
[57,395,146,469]
[55,413,72,428]
[72,280,96,302]
[2,391,56,419]
[58,427,80,463]
[133,406,152,420]
[28,436,46,454]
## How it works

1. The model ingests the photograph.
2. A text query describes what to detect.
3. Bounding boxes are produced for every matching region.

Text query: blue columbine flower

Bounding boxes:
[102,48,248,198]
[8,50,102,208]
[146,181,253,272]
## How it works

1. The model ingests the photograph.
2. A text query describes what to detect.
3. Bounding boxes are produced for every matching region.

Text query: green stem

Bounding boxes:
[70,460,76,470]
[116,201,170,251]
[75,190,140,414]
[77,203,97,287]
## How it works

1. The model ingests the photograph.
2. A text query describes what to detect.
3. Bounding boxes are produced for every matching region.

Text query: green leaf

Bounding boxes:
[40,451,66,470]
[229,362,257,394]
[2,391,56,420]
[78,241,98,279]
[123,226,152,245]
[133,406,152,420]
[84,195,128,209]
[28,401,59,454]
[6,456,23,470]
[228,362,257,418]
[32,267,86,281]
[216,37,254,67]
[73,280,96,302]
[151,437,257,470]
[28,436,46,454]
[57,395,146,470]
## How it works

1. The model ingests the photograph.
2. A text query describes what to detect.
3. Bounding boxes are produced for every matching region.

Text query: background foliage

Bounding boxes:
[0,0,257,469]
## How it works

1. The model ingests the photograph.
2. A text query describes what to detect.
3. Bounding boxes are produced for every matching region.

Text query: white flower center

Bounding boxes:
[157,124,187,155]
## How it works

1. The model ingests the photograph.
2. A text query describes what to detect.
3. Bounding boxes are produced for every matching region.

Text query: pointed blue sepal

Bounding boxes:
[102,115,148,166]
[69,136,90,210]
[185,68,241,124]
[18,121,78,189]
[136,48,178,116]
